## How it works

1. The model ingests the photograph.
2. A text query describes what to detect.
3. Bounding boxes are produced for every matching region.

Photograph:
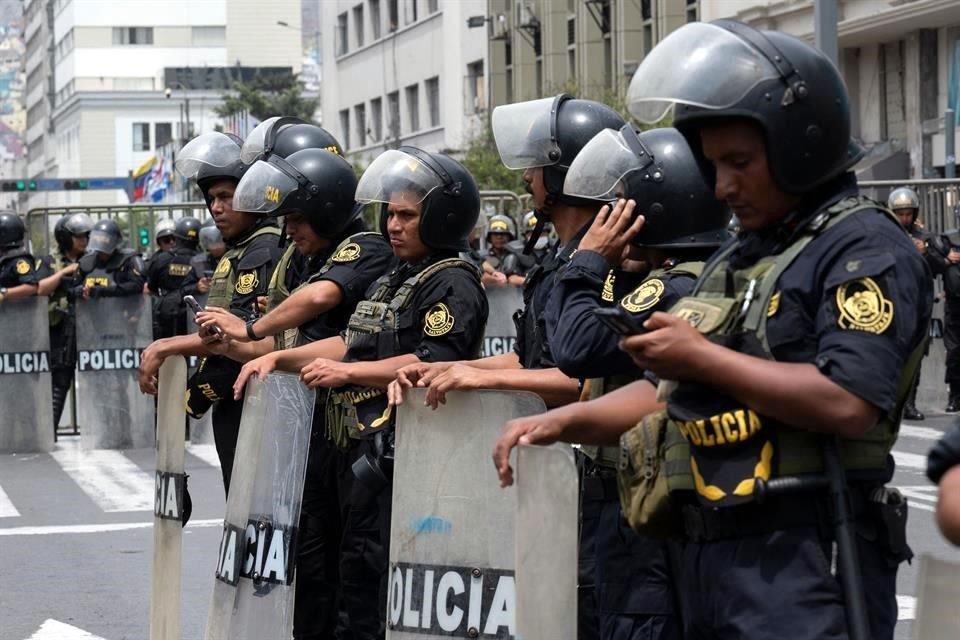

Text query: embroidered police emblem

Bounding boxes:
[601,271,616,302]
[767,291,781,317]
[424,302,455,337]
[845,259,862,273]
[836,277,893,334]
[333,242,361,263]
[15,259,29,275]
[621,279,664,313]
[214,257,231,276]
[235,271,259,295]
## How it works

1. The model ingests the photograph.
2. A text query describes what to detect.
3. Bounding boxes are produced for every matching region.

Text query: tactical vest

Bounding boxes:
[326,258,483,448]
[206,226,281,310]
[664,196,923,505]
[584,262,705,468]
[0,247,30,288]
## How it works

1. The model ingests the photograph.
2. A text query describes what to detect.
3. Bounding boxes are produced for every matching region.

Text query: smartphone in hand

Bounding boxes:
[184,294,225,340]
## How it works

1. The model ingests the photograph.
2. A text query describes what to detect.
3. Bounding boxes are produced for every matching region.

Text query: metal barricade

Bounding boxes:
[0,296,54,453]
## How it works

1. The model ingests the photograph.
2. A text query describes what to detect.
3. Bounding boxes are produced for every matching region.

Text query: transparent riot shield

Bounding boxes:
[185,303,214,444]
[388,389,547,640]
[912,554,960,640]
[205,373,315,640]
[482,287,524,357]
[75,296,155,449]
[150,357,187,640]
[0,296,53,453]
[515,444,578,640]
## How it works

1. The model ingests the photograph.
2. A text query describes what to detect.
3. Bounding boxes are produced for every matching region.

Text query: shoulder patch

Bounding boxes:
[767,291,780,318]
[214,257,231,276]
[424,302,455,337]
[333,242,361,263]
[15,259,30,275]
[621,278,665,314]
[835,277,893,334]
[235,271,259,295]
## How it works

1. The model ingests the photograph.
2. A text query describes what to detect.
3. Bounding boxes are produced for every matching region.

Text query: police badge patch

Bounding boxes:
[333,242,361,263]
[601,271,616,302]
[424,302,455,337]
[15,259,29,275]
[214,257,231,276]
[835,277,894,334]
[621,279,664,313]
[767,291,781,317]
[235,271,259,295]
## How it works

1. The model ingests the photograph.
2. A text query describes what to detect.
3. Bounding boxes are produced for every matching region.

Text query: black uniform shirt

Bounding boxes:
[147,245,198,315]
[75,250,146,297]
[226,225,284,319]
[344,254,488,364]
[0,250,41,288]
[180,253,218,299]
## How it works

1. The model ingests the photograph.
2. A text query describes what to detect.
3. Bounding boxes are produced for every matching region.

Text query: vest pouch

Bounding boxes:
[616,410,682,539]
[327,386,394,447]
[667,296,740,336]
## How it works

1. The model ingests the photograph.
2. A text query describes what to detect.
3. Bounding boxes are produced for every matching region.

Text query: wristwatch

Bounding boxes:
[246,318,264,341]
[0,287,7,302]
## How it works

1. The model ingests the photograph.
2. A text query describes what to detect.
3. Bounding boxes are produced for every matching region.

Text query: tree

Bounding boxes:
[215,71,319,122]
[459,120,526,197]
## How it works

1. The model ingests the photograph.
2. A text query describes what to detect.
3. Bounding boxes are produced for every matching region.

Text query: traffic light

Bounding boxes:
[1,181,27,191]
[139,228,150,247]
[64,180,88,190]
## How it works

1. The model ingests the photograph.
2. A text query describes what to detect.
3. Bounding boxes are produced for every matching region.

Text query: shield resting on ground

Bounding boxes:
[75,296,154,449]
[481,287,523,357]
[0,296,53,453]
[150,357,187,640]
[388,389,546,640]
[184,308,213,444]
[912,554,960,640]
[515,444,578,640]
[204,372,315,640]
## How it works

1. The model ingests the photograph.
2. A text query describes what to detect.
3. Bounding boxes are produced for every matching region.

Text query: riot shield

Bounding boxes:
[150,357,187,640]
[204,372,315,640]
[482,287,523,357]
[185,305,214,444]
[515,444,578,640]
[75,296,155,449]
[912,554,960,640]
[388,389,546,640]
[0,296,54,453]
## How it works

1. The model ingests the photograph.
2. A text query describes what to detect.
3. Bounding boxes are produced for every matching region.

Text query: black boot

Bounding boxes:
[903,404,924,420]
[948,396,960,413]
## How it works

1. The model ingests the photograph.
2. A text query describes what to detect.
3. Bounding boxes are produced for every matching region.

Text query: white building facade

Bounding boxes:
[700,0,960,180]
[320,0,489,165]
[24,0,303,209]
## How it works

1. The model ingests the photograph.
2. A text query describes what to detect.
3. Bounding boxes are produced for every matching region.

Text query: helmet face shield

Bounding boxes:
[199,225,224,251]
[240,116,283,164]
[355,150,443,208]
[88,229,118,254]
[233,160,300,215]
[491,97,563,170]
[64,212,93,236]
[564,128,653,201]
[888,187,920,211]
[175,132,243,178]
[626,22,780,124]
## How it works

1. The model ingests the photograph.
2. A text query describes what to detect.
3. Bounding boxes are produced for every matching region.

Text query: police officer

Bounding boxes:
[37,212,93,430]
[928,419,960,544]
[481,214,525,287]
[75,219,146,298]
[0,211,41,303]
[153,218,176,257]
[180,218,226,305]
[235,146,488,640]
[887,187,947,419]
[532,20,926,640]
[138,131,283,493]
[147,216,201,339]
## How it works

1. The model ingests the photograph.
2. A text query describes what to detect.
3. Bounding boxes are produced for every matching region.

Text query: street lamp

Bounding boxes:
[165,83,192,143]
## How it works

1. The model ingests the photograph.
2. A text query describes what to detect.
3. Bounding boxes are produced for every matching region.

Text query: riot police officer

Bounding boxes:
[75,219,146,298]
[506,20,928,640]
[153,218,176,257]
[147,216,201,339]
[235,146,488,640]
[37,213,93,430]
[481,214,525,287]
[0,212,40,303]
[180,218,226,305]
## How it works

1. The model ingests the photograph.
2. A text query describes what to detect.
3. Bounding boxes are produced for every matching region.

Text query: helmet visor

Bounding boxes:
[240,116,282,164]
[491,97,563,169]
[199,225,224,251]
[888,188,919,210]
[175,132,243,178]
[626,22,780,124]
[88,229,118,254]
[64,212,94,235]
[355,150,443,207]
[233,160,300,215]
[564,128,649,200]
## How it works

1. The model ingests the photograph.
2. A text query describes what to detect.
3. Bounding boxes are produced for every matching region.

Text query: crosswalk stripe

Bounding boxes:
[49,440,154,512]
[186,443,221,468]
[893,450,927,472]
[26,619,107,640]
[897,595,916,621]
[899,424,944,441]
[0,518,223,538]
[0,484,20,518]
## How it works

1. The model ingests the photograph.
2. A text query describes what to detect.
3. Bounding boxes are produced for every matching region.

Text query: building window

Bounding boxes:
[425,76,440,127]
[191,26,225,46]
[113,27,153,45]
[353,4,365,48]
[371,0,382,39]
[370,97,383,141]
[405,0,418,25]
[355,103,367,147]
[132,123,151,151]
[339,109,351,149]
[686,0,698,23]
[427,0,438,13]
[336,12,349,55]
[567,16,575,46]
[465,60,484,114]
[388,0,399,31]
[387,90,400,139]
[155,122,173,147]
[405,83,420,132]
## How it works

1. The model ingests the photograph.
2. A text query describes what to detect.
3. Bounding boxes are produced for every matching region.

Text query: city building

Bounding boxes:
[320,0,488,164]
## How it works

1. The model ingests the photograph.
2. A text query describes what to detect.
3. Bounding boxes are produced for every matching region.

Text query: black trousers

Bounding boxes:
[944,297,960,391]
[211,396,243,496]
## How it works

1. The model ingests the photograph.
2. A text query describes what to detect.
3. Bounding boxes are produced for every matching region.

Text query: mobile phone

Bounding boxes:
[593,307,646,336]
[184,295,225,339]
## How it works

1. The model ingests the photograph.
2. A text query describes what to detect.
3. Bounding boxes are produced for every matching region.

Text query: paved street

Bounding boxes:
[0,415,957,639]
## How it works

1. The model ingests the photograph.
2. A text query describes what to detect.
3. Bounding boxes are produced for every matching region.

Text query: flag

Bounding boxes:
[147,149,172,202]
[131,155,155,203]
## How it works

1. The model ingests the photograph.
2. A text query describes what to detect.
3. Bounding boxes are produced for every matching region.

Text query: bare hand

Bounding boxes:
[234,353,278,399]
[948,249,960,265]
[197,277,212,294]
[424,364,492,409]
[619,312,714,380]
[389,362,447,406]
[913,238,925,253]
[492,411,571,487]
[81,286,92,300]
[138,340,169,395]
[578,199,645,265]
[256,296,268,314]
[62,263,79,277]
[482,272,508,288]
[300,358,352,389]
[196,307,246,341]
